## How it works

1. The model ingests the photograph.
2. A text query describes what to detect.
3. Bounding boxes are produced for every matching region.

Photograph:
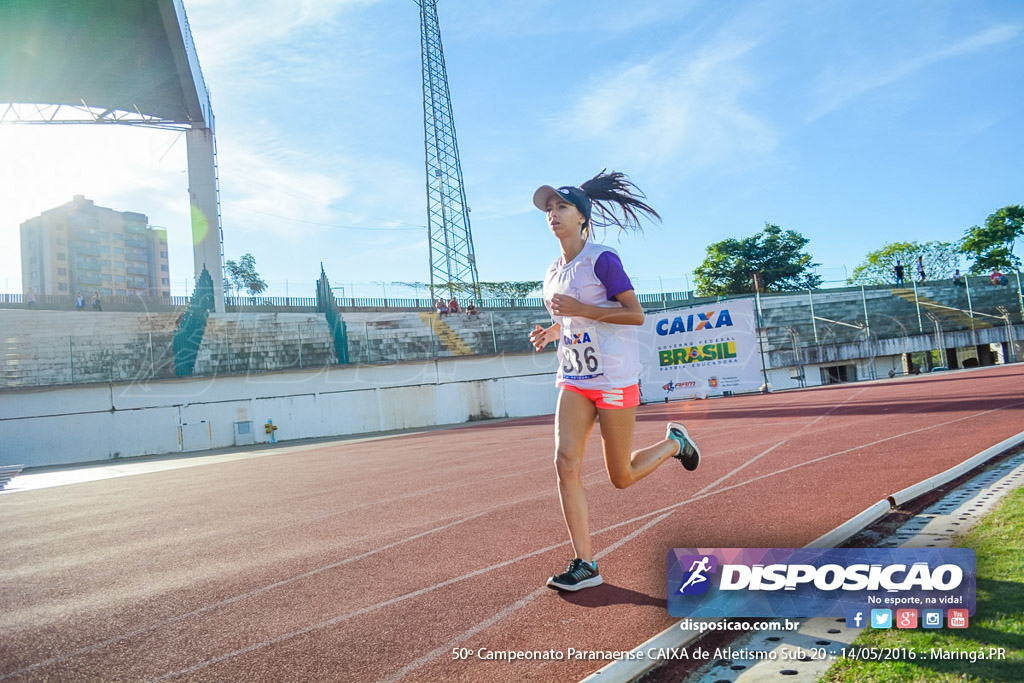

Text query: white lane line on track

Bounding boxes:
[254,405,797,535]
[257,392,820,533]
[692,388,867,496]
[278,406,826,530]
[150,513,673,682]
[16,398,1024,681]
[7,457,636,681]
[251,456,556,537]
[146,541,572,681]
[585,388,862,488]
[324,433,553,479]
[0,511,490,682]
[604,398,1024,531]
[378,512,676,683]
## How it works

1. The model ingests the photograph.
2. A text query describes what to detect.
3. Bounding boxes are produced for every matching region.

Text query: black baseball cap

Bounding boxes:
[533,185,592,225]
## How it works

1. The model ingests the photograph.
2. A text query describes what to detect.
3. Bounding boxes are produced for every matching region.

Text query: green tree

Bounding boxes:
[960,205,1024,273]
[850,241,959,285]
[425,281,477,299]
[694,223,821,296]
[410,281,543,300]
[224,253,267,300]
[478,281,543,299]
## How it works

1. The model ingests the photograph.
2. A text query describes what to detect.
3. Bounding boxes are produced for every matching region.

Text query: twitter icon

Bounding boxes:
[870,609,893,629]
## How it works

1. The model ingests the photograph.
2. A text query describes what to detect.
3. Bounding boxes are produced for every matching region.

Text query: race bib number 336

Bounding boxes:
[561,325,603,380]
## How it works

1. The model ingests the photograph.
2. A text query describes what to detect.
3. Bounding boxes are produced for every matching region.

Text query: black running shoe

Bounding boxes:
[546,558,603,591]
[667,422,701,471]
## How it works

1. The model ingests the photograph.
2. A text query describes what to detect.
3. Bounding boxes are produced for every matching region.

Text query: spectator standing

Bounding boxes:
[917,255,926,282]
[894,260,905,284]
[91,291,102,311]
[75,291,85,310]
[26,287,36,309]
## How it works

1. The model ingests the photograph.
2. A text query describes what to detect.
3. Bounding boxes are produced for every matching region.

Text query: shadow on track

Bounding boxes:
[554,583,663,609]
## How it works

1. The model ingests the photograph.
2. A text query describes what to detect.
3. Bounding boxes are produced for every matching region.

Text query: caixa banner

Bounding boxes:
[638,298,761,403]
[667,548,975,618]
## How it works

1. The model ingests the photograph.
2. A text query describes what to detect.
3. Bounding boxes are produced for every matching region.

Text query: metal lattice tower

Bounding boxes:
[418,0,480,302]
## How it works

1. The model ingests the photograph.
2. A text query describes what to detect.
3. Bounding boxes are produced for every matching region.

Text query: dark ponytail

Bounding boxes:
[579,169,660,237]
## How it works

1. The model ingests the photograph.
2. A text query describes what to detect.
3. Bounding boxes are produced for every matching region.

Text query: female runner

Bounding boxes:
[528,171,701,591]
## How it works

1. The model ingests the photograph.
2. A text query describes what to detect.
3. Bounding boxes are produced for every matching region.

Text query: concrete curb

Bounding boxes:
[889,430,1024,507]
[806,499,891,548]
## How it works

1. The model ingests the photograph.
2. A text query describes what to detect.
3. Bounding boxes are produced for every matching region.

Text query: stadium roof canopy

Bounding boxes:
[0,0,212,129]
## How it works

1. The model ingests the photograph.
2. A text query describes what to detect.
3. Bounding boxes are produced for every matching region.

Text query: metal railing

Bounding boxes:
[316,267,349,364]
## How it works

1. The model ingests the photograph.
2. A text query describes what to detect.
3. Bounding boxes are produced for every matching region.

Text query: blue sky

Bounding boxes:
[2,0,1022,298]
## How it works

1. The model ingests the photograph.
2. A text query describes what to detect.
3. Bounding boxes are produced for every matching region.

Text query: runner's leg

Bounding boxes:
[597,406,678,489]
[554,388,598,562]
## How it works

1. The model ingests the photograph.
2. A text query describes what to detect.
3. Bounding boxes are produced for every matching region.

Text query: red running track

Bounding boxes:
[2,365,1023,682]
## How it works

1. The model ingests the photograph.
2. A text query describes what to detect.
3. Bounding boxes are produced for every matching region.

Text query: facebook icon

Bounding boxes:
[845,609,866,629]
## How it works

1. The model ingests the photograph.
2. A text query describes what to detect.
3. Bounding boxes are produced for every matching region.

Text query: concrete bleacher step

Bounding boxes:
[0,310,181,387]
[0,463,25,486]
[193,313,338,374]
[755,284,1001,351]
[328,311,439,364]
[0,464,25,490]
[890,288,990,330]
[417,312,474,355]
[333,309,544,361]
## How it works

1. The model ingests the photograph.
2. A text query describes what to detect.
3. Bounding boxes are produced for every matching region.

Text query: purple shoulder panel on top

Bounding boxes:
[594,250,633,300]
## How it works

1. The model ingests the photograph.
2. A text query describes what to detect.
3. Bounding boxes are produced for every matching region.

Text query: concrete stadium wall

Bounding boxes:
[0,352,560,469]
[763,325,1022,391]
[765,355,904,392]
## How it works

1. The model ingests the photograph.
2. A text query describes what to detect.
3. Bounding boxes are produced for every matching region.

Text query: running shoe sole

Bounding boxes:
[667,422,701,471]
[546,574,604,591]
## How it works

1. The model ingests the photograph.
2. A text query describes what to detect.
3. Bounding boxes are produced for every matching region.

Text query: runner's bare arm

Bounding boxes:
[549,290,644,325]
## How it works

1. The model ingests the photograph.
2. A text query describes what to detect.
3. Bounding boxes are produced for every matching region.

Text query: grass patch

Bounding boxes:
[822,484,1024,682]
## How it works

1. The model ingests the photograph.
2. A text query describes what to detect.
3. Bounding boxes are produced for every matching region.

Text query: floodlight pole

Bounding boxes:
[186,125,225,312]
[418,0,481,303]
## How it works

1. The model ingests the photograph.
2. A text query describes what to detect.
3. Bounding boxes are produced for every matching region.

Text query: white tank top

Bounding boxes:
[543,241,641,390]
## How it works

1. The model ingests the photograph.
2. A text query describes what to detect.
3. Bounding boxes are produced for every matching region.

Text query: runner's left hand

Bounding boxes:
[550,294,586,318]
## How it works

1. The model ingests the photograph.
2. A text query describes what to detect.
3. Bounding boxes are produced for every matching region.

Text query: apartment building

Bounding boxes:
[20,195,171,298]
